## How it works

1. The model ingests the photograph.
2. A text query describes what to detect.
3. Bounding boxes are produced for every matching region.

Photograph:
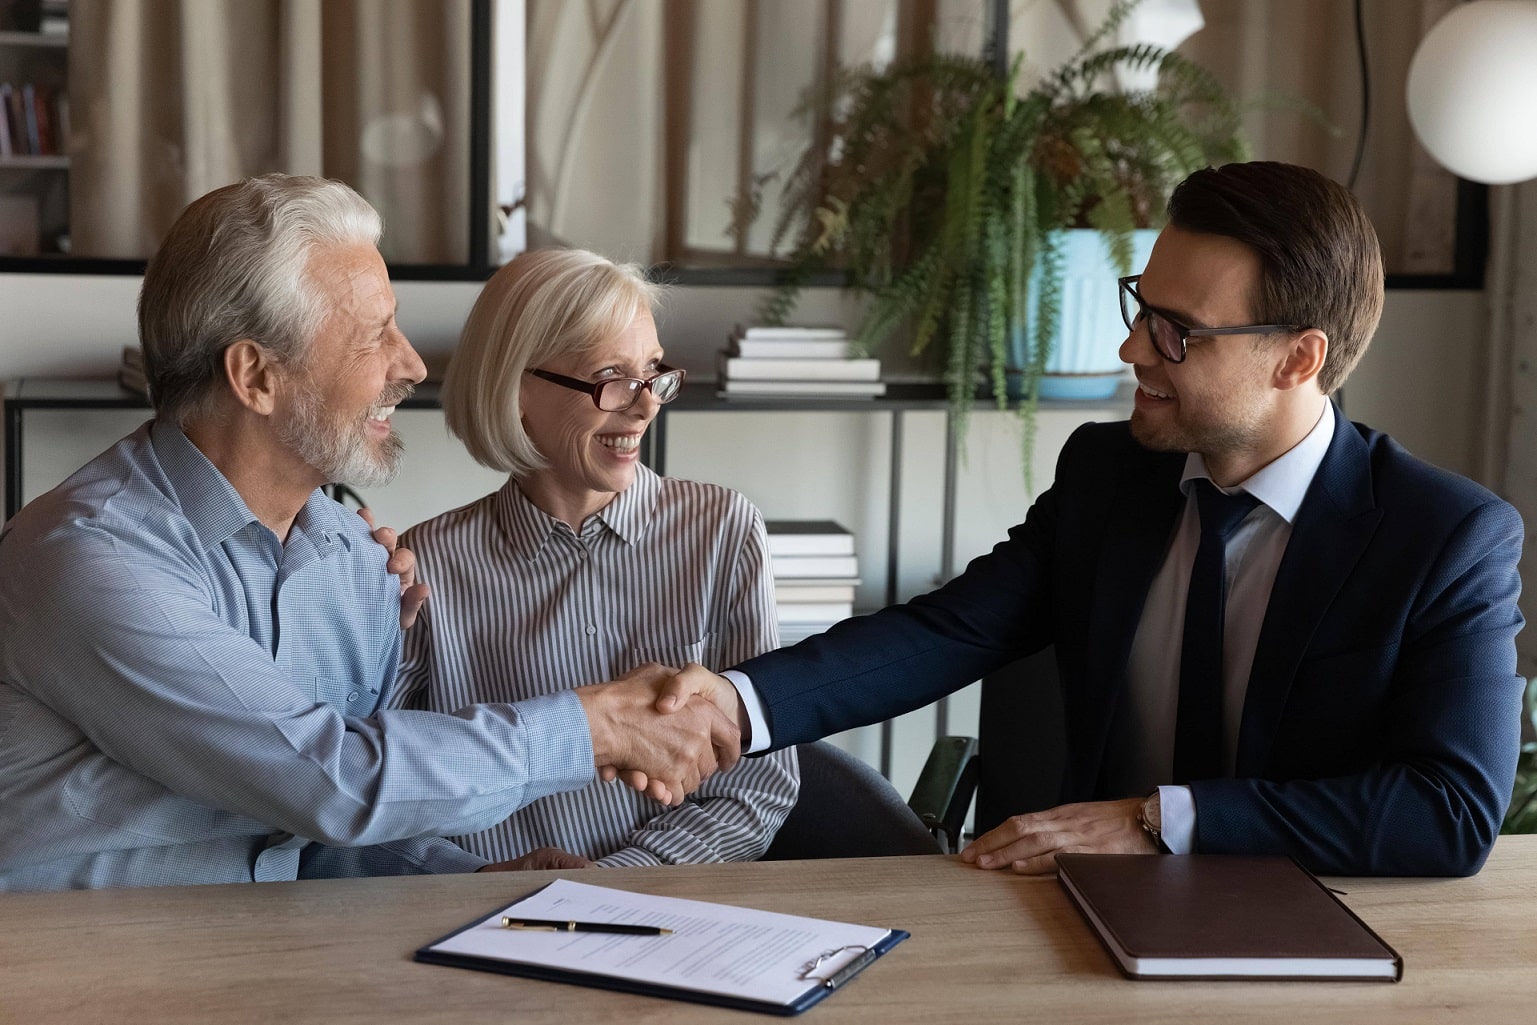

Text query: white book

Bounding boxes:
[765,520,855,557]
[732,323,848,340]
[730,338,858,359]
[774,582,858,603]
[720,353,880,382]
[778,624,825,645]
[719,379,887,398]
[776,601,855,623]
[771,554,860,578]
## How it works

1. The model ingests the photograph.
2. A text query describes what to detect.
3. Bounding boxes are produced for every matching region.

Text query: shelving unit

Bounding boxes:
[0,28,69,256]
[4,376,967,778]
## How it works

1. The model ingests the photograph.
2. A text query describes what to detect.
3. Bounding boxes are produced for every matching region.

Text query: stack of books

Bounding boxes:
[766,520,860,644]
[0,81,69,159]
[718,324,886,399]
[118,345,148,398]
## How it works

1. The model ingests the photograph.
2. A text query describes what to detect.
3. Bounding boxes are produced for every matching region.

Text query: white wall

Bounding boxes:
[0,272,1493,796]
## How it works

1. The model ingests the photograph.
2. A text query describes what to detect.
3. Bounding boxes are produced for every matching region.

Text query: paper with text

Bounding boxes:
[426,878,897,1005]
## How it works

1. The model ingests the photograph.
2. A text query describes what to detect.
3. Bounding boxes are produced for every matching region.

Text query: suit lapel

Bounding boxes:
[1235,407,1383,775]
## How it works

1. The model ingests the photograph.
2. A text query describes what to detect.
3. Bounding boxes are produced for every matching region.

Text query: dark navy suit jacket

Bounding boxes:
[738,409,1525,875]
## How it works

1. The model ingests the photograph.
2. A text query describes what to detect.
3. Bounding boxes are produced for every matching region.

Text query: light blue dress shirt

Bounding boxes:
[0,421,593,892]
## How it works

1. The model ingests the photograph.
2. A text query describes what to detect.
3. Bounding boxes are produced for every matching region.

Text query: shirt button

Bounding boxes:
[347,691,360,702]
[585,625,597,636]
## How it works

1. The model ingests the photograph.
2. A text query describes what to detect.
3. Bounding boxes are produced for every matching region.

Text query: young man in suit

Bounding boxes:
[661,160,1525,877]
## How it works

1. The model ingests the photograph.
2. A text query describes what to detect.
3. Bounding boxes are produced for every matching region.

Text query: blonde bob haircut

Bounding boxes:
[442,248,662,477]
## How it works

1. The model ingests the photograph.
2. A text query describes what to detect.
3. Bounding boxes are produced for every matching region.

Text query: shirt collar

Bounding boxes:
[495,464,661,561]
[149,420,351,554]
[1179,400,1335,524]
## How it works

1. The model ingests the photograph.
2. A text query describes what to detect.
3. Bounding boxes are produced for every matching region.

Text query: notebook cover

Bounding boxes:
[1055,854,1403,982]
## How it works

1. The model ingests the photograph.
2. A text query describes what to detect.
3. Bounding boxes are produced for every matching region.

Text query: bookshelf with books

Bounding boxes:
[0,2,69,256]
[717,324,886,400]
[767,520,860,644]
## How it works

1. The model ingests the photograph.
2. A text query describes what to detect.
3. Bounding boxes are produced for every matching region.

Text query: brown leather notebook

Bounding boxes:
[1055,854,1403,981]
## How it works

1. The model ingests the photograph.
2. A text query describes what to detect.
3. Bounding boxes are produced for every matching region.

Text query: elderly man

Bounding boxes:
[0,174,735,892]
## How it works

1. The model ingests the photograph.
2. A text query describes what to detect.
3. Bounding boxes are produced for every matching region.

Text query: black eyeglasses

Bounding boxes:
[526,364,687,411]
[1118,275,1304,364]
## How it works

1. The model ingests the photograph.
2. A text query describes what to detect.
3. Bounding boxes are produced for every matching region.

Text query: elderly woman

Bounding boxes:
[389,248,798,869]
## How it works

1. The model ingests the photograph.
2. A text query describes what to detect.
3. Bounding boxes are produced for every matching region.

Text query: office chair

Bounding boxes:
[908,647,1065,853]
[761,741,942,859]
[762,648,1064,858]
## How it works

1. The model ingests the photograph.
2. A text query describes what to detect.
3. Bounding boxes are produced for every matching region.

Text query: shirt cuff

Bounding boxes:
[514,690,597,801]
[721,669,772,753]
[1156,784,1196,854]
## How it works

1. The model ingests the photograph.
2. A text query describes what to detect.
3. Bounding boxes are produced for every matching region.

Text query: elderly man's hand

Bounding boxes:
[357,508,430,628]
[478,846,592,872]
[575,663,742,806]
[959,797,1155,874]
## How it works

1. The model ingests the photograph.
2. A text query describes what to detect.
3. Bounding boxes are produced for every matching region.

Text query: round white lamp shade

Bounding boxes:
[1407,1,1537,184]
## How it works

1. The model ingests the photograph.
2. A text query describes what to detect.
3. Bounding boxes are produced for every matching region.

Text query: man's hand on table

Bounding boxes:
[960,797,1156,874]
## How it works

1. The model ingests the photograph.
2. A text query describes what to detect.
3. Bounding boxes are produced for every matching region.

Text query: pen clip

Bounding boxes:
[501,917,561,931]
[821,947,880,990]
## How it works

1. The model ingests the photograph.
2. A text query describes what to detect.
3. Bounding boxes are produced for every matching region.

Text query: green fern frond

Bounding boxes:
[745,0,1268,483]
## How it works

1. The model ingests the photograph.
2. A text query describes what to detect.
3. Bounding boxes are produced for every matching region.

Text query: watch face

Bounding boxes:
[1140,793,1161,834]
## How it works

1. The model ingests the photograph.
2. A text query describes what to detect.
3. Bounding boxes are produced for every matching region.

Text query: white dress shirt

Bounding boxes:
[1137,401,1334,851]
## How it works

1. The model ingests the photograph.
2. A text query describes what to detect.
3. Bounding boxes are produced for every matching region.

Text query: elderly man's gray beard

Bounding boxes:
[277,379,406,490]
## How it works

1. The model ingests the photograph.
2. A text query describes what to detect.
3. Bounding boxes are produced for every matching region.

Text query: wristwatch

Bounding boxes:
[1137,790,1164,848]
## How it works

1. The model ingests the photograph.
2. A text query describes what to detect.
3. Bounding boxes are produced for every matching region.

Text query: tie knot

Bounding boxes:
[1193,479,1260,542]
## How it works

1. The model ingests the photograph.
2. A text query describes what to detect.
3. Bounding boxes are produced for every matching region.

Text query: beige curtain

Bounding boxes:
[1174,0,1459,277]
[524,0,943,266]
[1003,1,1459,277]
[68,0,470,264]
[1482,182,1537,680]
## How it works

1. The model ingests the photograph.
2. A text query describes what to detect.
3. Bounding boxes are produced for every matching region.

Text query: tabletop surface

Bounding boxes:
[2,837,1534,1025]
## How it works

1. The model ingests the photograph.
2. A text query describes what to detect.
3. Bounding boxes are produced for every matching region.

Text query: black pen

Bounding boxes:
[501,916,673,936]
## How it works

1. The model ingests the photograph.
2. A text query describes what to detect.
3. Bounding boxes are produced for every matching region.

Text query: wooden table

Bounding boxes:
[3,837,1535,1024]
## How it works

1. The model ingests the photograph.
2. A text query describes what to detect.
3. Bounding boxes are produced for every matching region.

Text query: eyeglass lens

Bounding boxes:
[596,369,686,411]
[1119,282,1183,363]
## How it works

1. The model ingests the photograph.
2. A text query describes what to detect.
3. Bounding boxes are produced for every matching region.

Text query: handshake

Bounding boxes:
[574,663,747,806]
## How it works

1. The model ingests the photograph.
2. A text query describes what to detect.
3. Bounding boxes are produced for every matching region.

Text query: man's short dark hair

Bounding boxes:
[1166,161,1384,394]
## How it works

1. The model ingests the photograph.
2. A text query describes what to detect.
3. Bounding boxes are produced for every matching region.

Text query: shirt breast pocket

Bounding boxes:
[628,634,714,675]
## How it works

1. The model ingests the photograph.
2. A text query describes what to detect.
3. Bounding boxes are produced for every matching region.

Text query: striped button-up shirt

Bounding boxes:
[391,464,798,867]
[0,421,594,892]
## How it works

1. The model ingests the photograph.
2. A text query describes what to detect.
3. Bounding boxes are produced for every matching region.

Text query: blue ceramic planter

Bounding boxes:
[1009,228,1158,401]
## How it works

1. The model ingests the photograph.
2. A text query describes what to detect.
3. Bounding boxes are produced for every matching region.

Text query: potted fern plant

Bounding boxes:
[756,0,1247,464]
[1505,676,1537,834]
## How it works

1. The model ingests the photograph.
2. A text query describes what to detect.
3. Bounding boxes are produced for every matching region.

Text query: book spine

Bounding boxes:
[770,555,860,578]
[21,84,39,155]
[722,356,880,382]
[0,85,12,157]
[775,602,854,623]
[732,340,856,359]
[733,323,847,340]
[766,536,856,557]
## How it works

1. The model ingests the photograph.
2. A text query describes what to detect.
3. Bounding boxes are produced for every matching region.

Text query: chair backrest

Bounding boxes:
[973,647,1066,837]
[761,741,941,860]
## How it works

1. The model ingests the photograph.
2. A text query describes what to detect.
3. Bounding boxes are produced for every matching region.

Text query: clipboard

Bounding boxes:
[414,878,909,1016]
